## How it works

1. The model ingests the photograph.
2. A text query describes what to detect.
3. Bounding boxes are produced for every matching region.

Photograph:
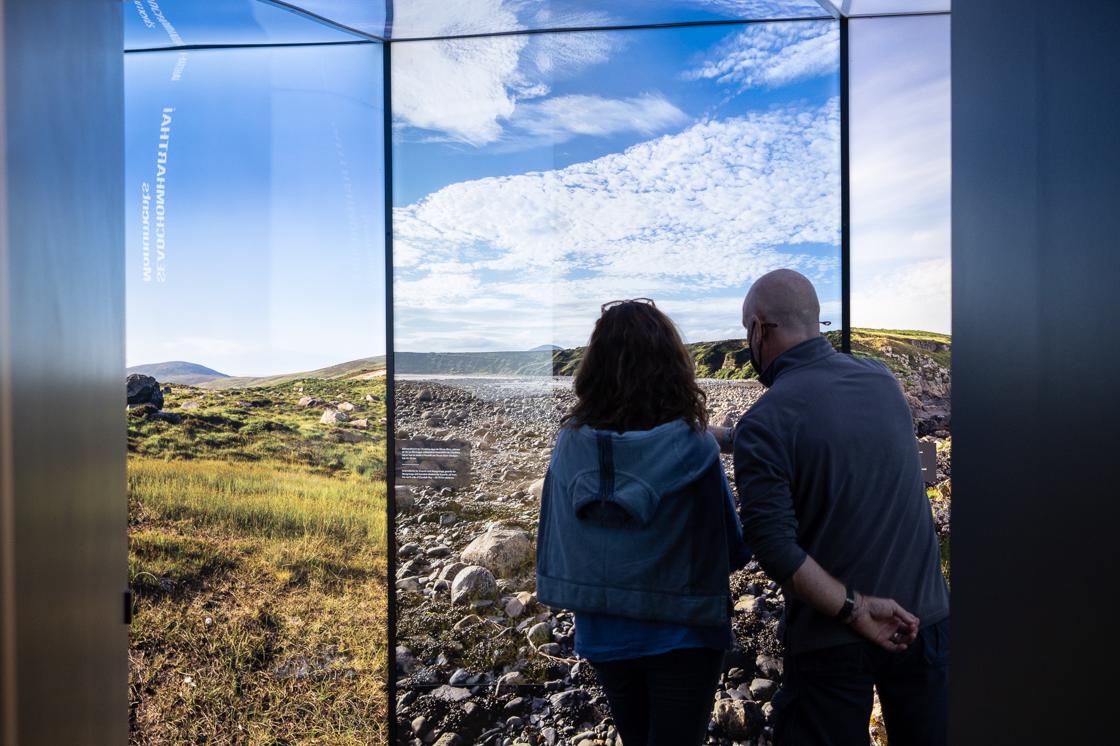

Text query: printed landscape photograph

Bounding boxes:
[124,40,390,744]
[391,9,950,746]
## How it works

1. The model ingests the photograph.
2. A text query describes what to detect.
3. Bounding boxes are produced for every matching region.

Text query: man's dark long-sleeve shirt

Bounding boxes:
[733,336,950,654]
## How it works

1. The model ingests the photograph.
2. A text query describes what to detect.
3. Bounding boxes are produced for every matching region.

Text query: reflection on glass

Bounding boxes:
[125,44,388,744]
[279,0,389,38]
[391,21,840,739]
[124,0,364,50]
[382,0,828,39]
[820,0,951,16]
[849,15,951,598]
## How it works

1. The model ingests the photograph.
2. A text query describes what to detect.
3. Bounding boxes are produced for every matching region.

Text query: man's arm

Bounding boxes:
[784,555,919,652]
[734,416,919,651]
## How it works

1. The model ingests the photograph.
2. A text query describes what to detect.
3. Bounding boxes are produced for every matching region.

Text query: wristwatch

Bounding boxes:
[836,586,857,623]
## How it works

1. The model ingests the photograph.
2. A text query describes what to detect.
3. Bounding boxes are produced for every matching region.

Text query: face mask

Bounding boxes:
[748,322,775,387]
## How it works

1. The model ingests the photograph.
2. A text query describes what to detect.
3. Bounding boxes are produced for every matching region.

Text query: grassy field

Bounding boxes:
[128,377,388,745]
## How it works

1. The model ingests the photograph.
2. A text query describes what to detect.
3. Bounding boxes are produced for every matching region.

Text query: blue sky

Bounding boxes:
[849,14,951,333]
[124,3,949,373]
[124,44,386,374]
[391,20,844,352]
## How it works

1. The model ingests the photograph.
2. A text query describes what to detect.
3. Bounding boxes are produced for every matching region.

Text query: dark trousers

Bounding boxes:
[773,617,949,746]
[591,646,725,746]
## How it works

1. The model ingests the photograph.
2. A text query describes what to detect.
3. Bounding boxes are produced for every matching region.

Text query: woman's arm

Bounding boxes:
[719,468,752,571]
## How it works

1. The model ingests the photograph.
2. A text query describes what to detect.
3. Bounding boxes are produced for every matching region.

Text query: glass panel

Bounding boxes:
[125,44,388,742]
[391,21,840,738]
[124,0,365,50]
[384,0,828,39]
[849,15,951,578]
[280,0,389,38]
[821,0,950,15]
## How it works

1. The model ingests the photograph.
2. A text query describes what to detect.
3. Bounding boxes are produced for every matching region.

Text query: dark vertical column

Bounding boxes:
[382,38,399,745]
[839,16,851,353]
[952,1,1120,742]
[0,1,126,744]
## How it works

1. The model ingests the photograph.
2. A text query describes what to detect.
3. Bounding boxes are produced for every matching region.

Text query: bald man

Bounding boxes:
[711,269,950,746]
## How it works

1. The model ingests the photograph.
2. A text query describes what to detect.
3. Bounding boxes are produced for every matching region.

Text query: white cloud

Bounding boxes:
[851,258,951,334]
[394,100,841,349]
[511,93,689,141]
[685,0,827,16]
[686,20,838,90]
[390,1,617,146]
[392,34,527,146]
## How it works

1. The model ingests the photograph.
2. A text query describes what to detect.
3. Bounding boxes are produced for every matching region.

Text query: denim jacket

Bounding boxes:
[536,419,751,627]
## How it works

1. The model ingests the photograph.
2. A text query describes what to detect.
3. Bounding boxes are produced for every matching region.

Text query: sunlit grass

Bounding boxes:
[130,458,386,546]
[128,378,388,745]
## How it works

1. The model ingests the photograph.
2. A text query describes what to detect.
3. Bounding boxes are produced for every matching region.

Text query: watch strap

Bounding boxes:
[836,586,856,623]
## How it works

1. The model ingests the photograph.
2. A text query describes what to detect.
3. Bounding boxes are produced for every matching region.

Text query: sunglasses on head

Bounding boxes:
[601,297,656,313]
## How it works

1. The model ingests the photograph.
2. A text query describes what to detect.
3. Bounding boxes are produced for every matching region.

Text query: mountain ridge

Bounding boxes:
[127,361,229,385]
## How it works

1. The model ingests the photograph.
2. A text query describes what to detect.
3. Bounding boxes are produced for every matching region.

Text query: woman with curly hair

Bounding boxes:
[536,298,751,746]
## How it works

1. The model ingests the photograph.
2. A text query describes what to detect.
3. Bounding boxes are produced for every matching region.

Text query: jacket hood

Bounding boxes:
[552,419,721,526]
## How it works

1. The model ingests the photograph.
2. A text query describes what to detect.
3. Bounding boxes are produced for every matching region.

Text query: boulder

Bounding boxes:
[439,562,468,582]
[179,400,201,410]
[496,670,527,692]
[735,596,768,615]
[756,654,783,679]
[460,526,534,577]
[450,565,498,605]
[348,418,369,429]
[432,734,462,746]
[126,374,163,409]
[396,645,419,674]
[713,699,759,737]
[320,409,349,425]
[750,678,777,701]
[504,591,534,618]
[128,403,159,418]
[526,621,551,647]
[298,396,324,407]
[338,401,355,412]
[430,685,471,703]
[548,689,583,711]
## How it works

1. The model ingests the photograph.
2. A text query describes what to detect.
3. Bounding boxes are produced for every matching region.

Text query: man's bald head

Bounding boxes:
[742,269,821,337]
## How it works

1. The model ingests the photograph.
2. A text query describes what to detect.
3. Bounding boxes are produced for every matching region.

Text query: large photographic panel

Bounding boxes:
[125,43,389,744]
[391,21,841,742]
[849,19,951,739]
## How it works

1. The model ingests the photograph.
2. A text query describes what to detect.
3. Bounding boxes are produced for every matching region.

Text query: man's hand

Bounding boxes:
[847,593,920,652]
[708,425,733,454]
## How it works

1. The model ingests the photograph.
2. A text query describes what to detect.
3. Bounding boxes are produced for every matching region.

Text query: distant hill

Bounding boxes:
[138,330,949,392]
[393,329,950,384]
[127,361,229,385]
[200,355,386,390]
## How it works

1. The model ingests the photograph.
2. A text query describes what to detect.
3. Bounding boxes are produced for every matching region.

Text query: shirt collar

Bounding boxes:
[764,335,836,383]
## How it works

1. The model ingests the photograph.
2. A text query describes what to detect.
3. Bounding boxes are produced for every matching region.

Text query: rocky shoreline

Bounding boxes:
[394,378,951,746]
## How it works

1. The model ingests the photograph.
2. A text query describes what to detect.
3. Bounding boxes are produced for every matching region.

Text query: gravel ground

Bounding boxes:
[393,377,950,746]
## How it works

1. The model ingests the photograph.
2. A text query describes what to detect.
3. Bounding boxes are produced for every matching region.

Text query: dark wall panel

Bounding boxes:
[0,1,126,744]
[952,1,1120,743]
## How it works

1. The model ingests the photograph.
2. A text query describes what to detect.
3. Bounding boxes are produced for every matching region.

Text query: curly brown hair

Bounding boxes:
[562,299,708,433]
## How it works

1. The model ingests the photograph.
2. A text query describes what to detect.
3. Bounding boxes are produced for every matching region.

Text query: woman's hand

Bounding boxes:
[847,592,920,652]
